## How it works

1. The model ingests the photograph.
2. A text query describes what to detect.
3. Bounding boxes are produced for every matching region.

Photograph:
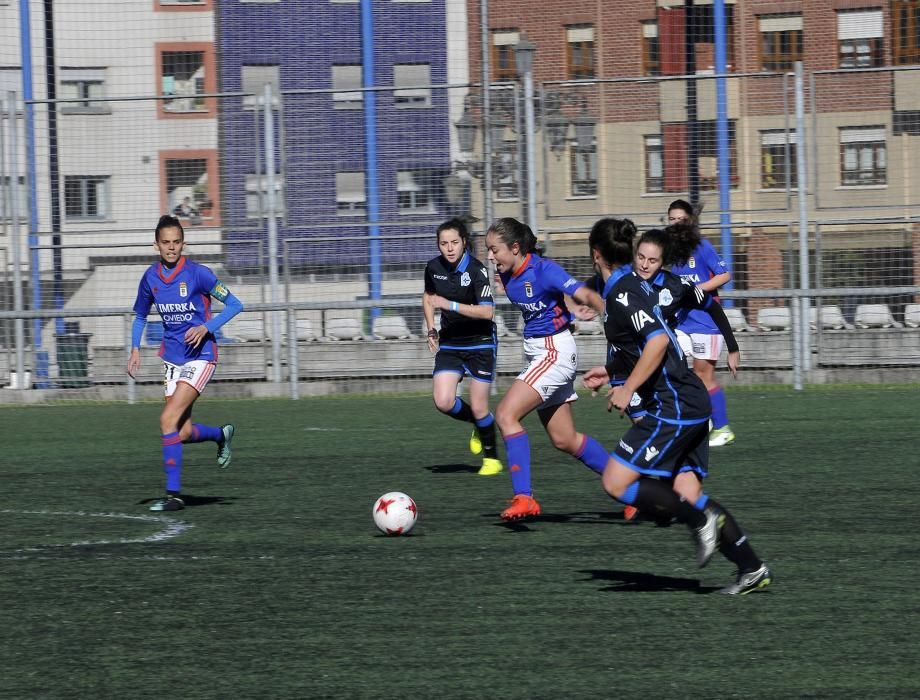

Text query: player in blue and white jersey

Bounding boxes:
[126,215,244,512]
[581,218,772,595]
[667,200,735,446]
[422,219,502,476]
[485,217,611,521]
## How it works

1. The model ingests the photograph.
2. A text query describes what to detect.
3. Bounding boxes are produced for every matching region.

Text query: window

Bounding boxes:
[644,135,663,193]
[161,50,207,112]
[688,5,736,70]
[492,30,519,81]
[0,68,23,112]
[838,10,884,68]
[641,22,660,76]
[493,144,519,201]
[893,0,920,65]
[697,120,738,190]
[759,15,803,71]
[393,64,431,108]
[64,176,109,220]
[569,141,597,197]
[336,171,366,216]
[59,68,108,113]
[157,0,211,8]
[245,174,285,218]
[840,127,886,185]
[760,130,798,189]
[242,65,280,110]
[566,25,594,80]
[332,65,363,110]
[397,170,435,213]
[161,152,218,223]
[1,176,28,221]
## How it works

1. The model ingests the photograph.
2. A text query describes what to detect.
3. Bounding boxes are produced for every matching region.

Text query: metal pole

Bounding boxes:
[714,0,732,304]
[360,0,382,331]
[685,0,700,206]
[43,0,64,336]
[263,83,283,383]
[19,0,47,386]
[125,313,135,404]
[480,0,493,228]
[794,61,810,386]
[287,306,299,400]
[6,92,26,389]
[523,64,538,249]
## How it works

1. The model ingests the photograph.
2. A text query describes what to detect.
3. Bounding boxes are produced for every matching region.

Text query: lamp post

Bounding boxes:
[515,36,538,248]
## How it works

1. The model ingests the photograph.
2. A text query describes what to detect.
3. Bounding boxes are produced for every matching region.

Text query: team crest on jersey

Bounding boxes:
[524,281,533,298]
[688,257,696,269]
[658,289,673,306]
[179,282,188,298]
[460,272,471,287]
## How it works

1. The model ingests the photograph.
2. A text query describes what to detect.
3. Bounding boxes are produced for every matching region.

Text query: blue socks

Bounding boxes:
[185,423,223,444]
[504,430,532,495]
[574,435,609,474]
[162,432,183,494]
[709,386,729,429]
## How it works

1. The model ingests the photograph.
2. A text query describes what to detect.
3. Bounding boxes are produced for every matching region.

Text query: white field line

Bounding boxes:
[0,508,193,554]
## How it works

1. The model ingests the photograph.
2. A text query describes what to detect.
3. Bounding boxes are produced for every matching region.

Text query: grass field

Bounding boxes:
[1,387,917,699]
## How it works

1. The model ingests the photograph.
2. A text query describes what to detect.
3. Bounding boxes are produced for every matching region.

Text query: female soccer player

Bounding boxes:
[582,218,772,595]
[127,214,244,512]
[422,218,502,476]
[485,217,611,521]
[666,199,735,446]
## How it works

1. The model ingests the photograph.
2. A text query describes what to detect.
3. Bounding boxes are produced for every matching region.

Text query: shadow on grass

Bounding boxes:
[426,463,479,474]
[135,495,237,508]
[582,568,720,594]
[483,510,638,532]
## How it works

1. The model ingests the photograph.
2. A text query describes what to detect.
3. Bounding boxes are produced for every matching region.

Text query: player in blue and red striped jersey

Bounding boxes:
[485,217,611,521]
[126,215,244,512]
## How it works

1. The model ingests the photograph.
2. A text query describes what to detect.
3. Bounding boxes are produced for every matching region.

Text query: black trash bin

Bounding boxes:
[56,328,92,388]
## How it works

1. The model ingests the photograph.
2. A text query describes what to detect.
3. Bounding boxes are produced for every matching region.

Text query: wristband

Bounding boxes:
[427,329,439,339]
[450,301,459,312]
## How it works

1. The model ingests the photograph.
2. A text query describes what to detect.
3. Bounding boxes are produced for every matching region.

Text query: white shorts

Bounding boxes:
[163,360,216,397]
[518,329,579,408]
[677,331,724,362]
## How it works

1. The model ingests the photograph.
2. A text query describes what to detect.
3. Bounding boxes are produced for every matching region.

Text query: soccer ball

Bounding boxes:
[372,491,418,536]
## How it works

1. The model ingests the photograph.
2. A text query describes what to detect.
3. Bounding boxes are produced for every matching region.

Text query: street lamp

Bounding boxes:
[515,36,539,249]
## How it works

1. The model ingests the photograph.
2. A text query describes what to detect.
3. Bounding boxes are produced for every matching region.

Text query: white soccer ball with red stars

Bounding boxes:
[372,491,418,536]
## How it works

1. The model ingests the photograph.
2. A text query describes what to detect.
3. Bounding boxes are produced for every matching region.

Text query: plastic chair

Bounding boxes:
[809,305,852,330]
[854,304,902,329]
[324,317,365,341]
[232,317,266,342]
[494,314,514,337]
[574,318,604,335]
[756,307,792,331]
[372,315,414,340]
[904,304,920,329]
[724,308,752,332]
[295,318,317,341]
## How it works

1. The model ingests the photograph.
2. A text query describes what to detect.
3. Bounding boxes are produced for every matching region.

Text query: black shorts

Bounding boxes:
[611,415,710,480]
[433,347,496,383]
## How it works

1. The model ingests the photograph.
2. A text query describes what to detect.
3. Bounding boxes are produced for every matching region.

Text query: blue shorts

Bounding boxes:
[612,415,710,480]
